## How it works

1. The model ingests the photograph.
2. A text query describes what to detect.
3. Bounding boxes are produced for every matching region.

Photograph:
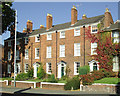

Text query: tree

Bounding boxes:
[1,1,15,34]
[86,26,119,71]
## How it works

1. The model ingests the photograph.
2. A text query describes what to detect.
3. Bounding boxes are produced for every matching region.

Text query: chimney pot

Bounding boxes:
[82,14,87,19]
[23,28,26,33]
[40,25,44,29]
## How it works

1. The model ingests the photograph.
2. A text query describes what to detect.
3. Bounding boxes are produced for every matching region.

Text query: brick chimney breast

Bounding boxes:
[82,14,87,19]
[27,20,33,33]
[40,25,44,29]
[46,13,53,30]
[71,5,78,26]
[104,8,114,28]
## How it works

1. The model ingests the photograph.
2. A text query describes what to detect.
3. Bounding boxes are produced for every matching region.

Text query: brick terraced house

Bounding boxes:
[4,6,119,78]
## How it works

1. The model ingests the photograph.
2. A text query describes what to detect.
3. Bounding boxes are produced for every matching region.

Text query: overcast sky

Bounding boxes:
[1,2,119,45]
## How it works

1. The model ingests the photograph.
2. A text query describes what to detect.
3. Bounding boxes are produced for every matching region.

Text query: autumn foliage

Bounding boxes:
[86,26,119,71]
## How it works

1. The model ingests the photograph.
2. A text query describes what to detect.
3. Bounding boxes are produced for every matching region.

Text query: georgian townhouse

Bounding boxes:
[4,6,117,78]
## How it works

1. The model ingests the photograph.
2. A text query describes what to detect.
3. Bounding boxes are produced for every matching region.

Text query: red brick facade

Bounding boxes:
[4,7,114,78]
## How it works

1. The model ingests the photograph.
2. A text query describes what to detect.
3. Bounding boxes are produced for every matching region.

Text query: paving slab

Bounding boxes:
[0,86,117,96]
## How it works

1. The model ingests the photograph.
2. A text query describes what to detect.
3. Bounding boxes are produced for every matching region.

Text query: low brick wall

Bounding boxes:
[40,82,65,90]
[0,80,9,87]
[83,83,120,93]
[11,81,40,88]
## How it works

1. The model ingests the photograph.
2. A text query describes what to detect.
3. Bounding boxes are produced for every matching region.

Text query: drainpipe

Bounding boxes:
[31,43,33,67]
[56,31,57,78]
[39,34,41,62]
[83,26,85,66]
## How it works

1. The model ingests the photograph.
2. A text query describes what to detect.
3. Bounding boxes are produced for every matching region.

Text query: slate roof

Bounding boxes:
[30,15,104,36]
[104,22,120,31]
[5,32,28,41]
[5,14,105,41]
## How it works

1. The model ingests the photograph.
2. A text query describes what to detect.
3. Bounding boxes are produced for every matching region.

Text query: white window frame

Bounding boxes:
[60,31,65,38]
[35,35,40,42]
[47,33,52,40]
[24,64,29,73]
[60,45,65,57]
[74,28,80,36]
[8,41,11,47]
[46,46,52,58]
[113,56,119,72]
[46,63,52,74]
[91,24,98,34]
[112,32,119,43]
[25,49,29,59]
[16,40,20,45]
[91,42,97,55]
[74,62,80,75]
[25,38,29,44]
[16,50,20,60]
[74,43,80,56]
[35,48,39,59]
[8,51,11,60]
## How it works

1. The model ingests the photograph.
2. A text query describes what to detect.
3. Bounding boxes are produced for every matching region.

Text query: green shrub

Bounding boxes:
[64,76,80,90]
[47,74,58,83]
[60,75,69,81]
[16,73,29,81]
[27,67,34,78]
[118,71,120,78]
[79,65,90,75]
[37,66,46,79]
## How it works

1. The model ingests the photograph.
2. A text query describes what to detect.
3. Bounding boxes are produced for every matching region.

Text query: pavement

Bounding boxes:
[0,86,118,96]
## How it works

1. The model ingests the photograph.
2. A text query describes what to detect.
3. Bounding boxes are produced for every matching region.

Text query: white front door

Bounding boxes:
[58,62,66,78]
[33,63,39,78]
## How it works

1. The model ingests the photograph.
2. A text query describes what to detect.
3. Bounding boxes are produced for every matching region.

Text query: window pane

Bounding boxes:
[60,45,65,57]
[74,43,80,56]
[91,43,97,55]
[74,28,80,36]
[92,25,97,33]
[47,46,51,58]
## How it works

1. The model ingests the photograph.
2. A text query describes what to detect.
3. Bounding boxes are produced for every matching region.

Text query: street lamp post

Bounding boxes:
[14,10,17,87]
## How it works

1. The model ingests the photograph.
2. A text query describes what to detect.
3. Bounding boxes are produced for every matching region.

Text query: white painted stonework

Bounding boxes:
[57,61,66,78]
[88,60,99,72]
[33,62,40,78]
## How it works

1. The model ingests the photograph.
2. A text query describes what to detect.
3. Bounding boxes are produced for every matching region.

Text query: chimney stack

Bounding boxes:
[27,20,33,33]
[46,13,53,30]
[104,8,113,28]
[82,14,87,19]
[71,5,78,26]
[40,25,44,29]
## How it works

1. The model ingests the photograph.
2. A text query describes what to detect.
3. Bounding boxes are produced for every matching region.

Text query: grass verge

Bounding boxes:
[94,77,120,84]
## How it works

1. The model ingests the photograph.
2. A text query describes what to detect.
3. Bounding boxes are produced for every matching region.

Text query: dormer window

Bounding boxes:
[35,35,40,42]
[91,25,98,33]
